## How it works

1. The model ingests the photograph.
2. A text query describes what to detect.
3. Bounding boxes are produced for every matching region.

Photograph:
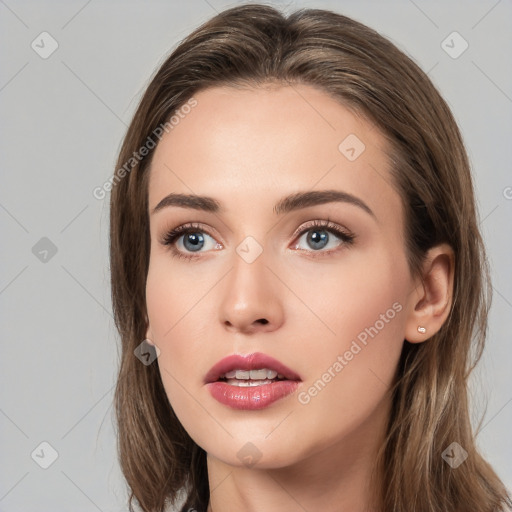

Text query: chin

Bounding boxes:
[194,425,312,470]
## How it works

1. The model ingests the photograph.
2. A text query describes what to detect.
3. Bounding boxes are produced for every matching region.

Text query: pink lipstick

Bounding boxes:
[205,352,301,410]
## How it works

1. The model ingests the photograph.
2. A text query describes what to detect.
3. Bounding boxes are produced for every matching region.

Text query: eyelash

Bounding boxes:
[160,219,356,261]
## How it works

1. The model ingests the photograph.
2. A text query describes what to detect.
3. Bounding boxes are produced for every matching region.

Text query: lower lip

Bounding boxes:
[207,380,300,410]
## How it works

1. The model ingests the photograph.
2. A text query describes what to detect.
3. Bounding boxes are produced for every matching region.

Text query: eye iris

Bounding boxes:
[183,232,204,252]
[307,230,328,250]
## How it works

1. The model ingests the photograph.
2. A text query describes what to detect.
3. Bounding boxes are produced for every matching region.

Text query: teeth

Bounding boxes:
[250,369,269,379]
[222,368,281,380]
[225,379,274,387]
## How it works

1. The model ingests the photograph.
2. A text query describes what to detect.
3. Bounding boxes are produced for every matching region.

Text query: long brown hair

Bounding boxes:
[109,4,511,511]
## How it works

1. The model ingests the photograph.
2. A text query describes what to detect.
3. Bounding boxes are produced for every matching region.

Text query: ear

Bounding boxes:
[145,314,155,346]
[404,243,455,343]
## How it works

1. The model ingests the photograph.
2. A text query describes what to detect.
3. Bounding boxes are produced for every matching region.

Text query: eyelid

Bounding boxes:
[291,218,353,240]
[159,222,221,246]
[160,219,355,259]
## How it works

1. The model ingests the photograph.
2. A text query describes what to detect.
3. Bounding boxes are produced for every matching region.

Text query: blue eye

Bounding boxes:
[161,223,219,261]
[161,220,355,261]
[177,232,205,252]
[294,220,355,253]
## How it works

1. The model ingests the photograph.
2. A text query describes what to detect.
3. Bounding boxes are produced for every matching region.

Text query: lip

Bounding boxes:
[204,352,301,384]
[205,352,302,410]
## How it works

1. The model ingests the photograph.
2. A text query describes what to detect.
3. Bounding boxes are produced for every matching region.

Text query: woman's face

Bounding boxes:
[145,84,416,469]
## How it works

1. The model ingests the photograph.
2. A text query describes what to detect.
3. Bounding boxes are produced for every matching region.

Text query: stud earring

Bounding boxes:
[417,326,426,334]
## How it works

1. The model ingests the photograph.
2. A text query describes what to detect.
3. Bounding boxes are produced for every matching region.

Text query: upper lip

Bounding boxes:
[204,352,302,384]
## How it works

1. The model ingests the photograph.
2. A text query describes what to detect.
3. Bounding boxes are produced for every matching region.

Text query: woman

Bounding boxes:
[109,4,511,511]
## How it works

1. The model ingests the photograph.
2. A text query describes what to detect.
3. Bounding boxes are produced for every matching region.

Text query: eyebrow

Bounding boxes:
[151,189,375,218]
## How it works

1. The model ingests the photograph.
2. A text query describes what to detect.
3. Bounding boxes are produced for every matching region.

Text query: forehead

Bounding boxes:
[148,84,401,225]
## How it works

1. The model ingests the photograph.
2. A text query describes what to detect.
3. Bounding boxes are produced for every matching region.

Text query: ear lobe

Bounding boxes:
[404,243,455,343]
[145,316,155,345]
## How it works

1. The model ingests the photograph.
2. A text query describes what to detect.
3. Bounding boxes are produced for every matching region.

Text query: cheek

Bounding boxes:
[145,251,214,340]
[288,253,408,440]
[289,247,408,341]
[144,256,241,449]
[145,257,216,397]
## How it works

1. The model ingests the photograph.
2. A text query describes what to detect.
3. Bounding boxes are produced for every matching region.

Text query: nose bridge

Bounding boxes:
[218,236,283,332]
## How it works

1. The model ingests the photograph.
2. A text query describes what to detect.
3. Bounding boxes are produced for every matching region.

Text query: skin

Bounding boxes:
[145,84,454,512]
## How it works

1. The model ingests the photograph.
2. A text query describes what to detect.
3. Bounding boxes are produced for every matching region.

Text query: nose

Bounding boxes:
[219,246,284,335]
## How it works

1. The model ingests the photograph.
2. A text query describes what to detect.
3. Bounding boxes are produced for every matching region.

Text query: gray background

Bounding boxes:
[0,0,511,510]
